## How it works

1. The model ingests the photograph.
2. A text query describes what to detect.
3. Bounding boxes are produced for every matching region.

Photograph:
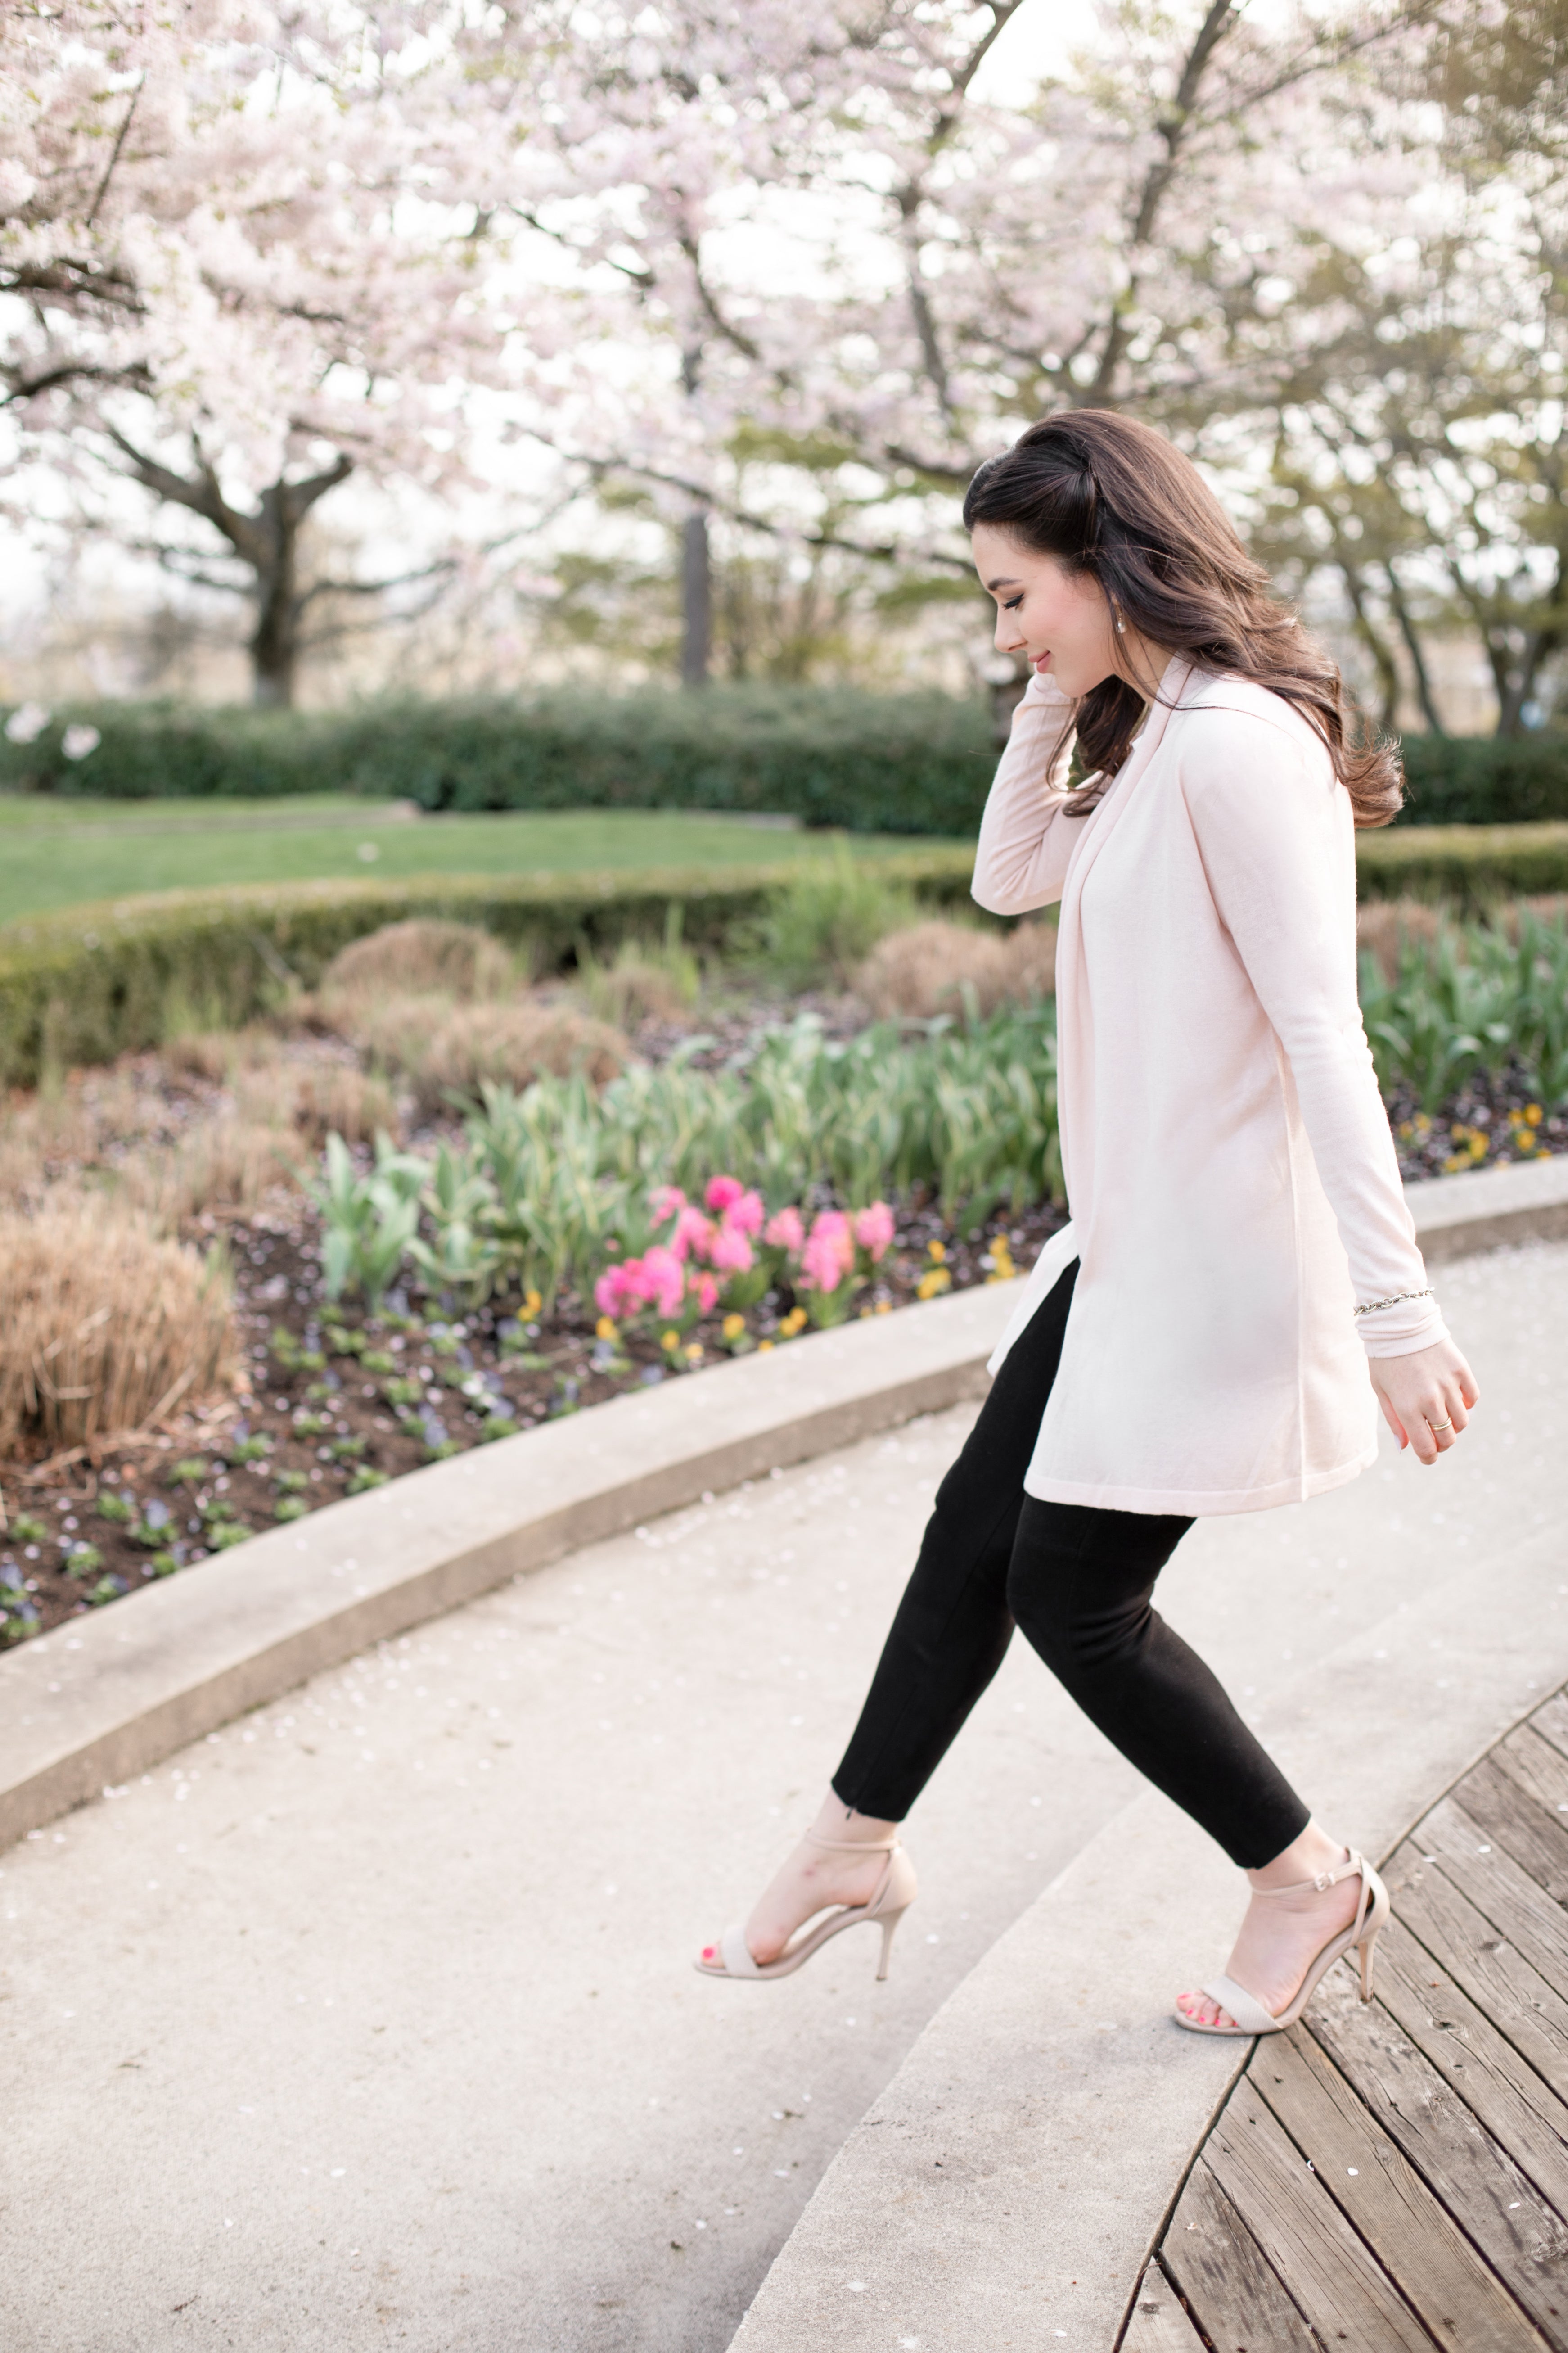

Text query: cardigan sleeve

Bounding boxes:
[970,673,1083,915]
[1178,705,1448,1362]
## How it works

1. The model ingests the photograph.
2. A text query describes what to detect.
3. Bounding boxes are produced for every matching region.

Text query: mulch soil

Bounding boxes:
[1,1001,1562,1652]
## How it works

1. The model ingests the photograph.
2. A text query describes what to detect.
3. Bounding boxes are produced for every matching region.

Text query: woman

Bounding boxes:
[697,410,1478,2037]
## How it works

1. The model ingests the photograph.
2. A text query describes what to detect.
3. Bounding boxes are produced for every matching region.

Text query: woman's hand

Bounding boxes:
[1369,1339,1479,1464]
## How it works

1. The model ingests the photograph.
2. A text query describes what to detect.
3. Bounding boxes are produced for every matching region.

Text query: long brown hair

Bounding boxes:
[963,410,1403,829]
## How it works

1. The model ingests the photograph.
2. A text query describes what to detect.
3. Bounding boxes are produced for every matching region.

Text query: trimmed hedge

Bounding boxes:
[1354,821,1568,912]
[3,823,1565,1088]
[5,690,1568,831]
[0,688,998,837]
[1398,735,1568,826]
[0,850,978,1088]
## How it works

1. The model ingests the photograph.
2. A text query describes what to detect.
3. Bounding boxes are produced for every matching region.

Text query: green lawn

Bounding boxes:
[0,795,966,928]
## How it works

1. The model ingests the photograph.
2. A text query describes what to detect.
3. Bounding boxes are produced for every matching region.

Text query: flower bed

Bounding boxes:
[6,899,1568,1653]
[0,1181,1059,1648]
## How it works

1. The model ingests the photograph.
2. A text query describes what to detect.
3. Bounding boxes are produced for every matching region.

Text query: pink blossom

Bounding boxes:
[764,1206,804,1253]
[595,1260,654,1318]
[799,1209,855,1293]
[649,1185,687,1225]
[726,1187,764,1235]
[670,1203,714,1263]
[705,1175,744,1213]
[642,1245,686,1320]
[709,1223,755,1274]
[853,1201,895,1261]
[692,1272,720,1315]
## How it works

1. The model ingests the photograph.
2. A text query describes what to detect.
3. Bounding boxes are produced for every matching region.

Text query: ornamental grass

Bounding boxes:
[856,918,1056,1019]
[323,918,519,1003]
[342,992,628,1114]
[0,1201,233,1450]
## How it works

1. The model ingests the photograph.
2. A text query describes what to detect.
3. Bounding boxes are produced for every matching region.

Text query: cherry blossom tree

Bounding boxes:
[490,1,1443,684]
[0,1,527,703]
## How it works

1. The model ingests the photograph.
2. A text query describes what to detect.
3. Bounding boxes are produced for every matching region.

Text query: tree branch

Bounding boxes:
[1087,0,1242,404]
[85,77,142,228]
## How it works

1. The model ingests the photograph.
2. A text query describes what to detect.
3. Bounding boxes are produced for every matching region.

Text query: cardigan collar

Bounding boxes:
[1054,654,1201,939]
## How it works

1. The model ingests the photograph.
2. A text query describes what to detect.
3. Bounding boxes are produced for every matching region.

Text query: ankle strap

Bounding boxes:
[805,1829,900,1854]
[1250,1848,1362,1897]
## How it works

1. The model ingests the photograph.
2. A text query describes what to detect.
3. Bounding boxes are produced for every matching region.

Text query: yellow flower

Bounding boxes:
[874,1298,891,1315]
[522,1288,543,1319]
[779,1306,808,1337]
[595,1315,618,1341]
[757,1339,774,1354]
[722,1313,745,1341]
[661,1329,680,1352]
[917,1268,952,1301]
[927,1239,947,1263]
[984,1238,1016,1284]
[1527,1102,1544,1126]
[684,1341,703,1364]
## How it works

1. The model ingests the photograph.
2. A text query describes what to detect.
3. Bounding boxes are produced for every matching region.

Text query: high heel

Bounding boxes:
[1174,1848,1389,2038]
[695,1831,918,1983]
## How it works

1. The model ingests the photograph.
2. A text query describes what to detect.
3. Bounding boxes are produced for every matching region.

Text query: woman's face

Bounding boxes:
[971,523,1156,698]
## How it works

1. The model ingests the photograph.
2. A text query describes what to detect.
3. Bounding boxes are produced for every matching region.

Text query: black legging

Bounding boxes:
[832,1263,1311,1868]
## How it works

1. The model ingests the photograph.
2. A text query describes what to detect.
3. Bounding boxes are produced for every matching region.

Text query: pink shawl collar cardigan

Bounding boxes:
[975,656,1447,1518]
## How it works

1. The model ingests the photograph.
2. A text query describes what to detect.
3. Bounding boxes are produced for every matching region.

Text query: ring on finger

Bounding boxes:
[1426,1415,1453,1433]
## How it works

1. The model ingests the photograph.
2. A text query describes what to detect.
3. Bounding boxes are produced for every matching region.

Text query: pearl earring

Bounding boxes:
[1115,616,1126,634]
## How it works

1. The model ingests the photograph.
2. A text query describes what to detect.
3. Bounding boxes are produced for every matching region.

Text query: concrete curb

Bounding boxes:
[0,1282,1017,1856]
[1406,1148,1568,1261]
[1,1152,1559,1863]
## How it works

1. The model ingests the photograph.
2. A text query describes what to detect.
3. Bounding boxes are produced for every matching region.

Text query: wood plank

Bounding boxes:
[1500,1728,1568,1824]
[1415,1802,1568,2010]
[1204,2074,1433,2349]
[1455,1758,1568,1906]
[1528,1694,1568,1765]
[1385,1839,1568,2099]
[1309,1969,1568,2352]
[1159,2156,1317,2352]
[1249,2023,1546,2350]
[1120,2261,1209,2353]
[1373,1916,1568,2213]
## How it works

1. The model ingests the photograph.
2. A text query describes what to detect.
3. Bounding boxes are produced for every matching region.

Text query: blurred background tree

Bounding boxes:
[1,0,1564,730]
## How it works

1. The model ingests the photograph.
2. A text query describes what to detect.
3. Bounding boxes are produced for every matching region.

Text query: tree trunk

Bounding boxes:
[1383,565,1446,736]
[248,484,302,707]
[1339,563,1400,732]
[681,508,712,687]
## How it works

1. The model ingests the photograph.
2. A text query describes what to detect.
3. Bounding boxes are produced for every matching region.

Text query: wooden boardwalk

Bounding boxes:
[1122,1688,1568,2352]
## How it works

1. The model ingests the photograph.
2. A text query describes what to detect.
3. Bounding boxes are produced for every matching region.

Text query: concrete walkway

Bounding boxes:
[2,1240,1563,2351]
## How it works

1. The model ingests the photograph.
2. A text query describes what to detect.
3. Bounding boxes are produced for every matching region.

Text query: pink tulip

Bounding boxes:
[705,1175,744,1213]
[671,1203,713,1262]
[693,1271,720,1315]
[727,1187,765,1236]
[764,1206,804,1253]
[853,1201,895,1261]
[595,1260,653,1317]
[649,1185,687,1224]
[643,1245,686,1320]
[800,1209,855,1292]
[709,1223,755,1274]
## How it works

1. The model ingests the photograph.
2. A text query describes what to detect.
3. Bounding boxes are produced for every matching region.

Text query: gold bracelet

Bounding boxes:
[1353,1287,1433,1319]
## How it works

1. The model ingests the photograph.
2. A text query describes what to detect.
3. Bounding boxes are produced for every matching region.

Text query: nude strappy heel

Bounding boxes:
[694,1830,918,1983]
[1174,1848,1389,2037]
